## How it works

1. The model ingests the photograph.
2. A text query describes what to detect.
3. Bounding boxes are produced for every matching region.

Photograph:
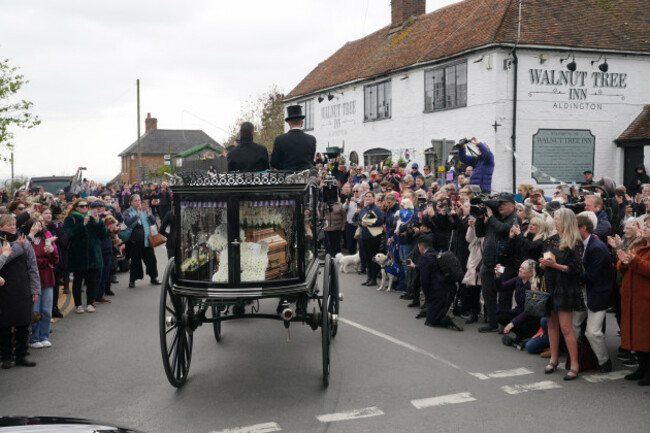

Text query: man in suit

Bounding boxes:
[576,213,616,372]
[271,105,316,171]
[408,234,463,331]
[227,121,269,172]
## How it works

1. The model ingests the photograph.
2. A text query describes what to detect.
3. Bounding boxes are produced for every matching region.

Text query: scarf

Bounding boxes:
[0,230,17,242]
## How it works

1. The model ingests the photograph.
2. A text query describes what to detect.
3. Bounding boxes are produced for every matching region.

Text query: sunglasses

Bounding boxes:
[77,204,88,208]
[17,206,25,211]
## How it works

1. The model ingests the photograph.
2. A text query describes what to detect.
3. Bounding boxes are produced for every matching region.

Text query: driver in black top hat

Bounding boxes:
[270,105,316,171]
[227,121,270,172]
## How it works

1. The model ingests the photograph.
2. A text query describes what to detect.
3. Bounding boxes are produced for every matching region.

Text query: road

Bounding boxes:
[1,247,648,433]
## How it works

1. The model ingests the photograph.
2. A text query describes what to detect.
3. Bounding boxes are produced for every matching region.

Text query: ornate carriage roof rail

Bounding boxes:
[164,169,317,187]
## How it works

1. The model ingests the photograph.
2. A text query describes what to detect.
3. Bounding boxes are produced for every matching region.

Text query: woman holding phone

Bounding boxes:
[123,194,159,288]
[64,199,107,313]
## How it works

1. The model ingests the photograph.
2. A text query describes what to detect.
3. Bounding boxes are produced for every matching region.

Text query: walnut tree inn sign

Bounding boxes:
[531,129,595,184]
[528,68,628,111]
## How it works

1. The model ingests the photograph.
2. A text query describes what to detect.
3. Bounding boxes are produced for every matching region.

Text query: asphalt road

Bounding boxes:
[1,247,648,433]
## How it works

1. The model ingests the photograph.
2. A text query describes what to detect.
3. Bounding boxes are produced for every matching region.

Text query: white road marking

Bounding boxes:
[469,367,534,380]
[316,406,384,423]
[583,370,629,383]
[502,380,562,395]
[339,317,465,372]
[411,392,476,409]
[208,422,281,433]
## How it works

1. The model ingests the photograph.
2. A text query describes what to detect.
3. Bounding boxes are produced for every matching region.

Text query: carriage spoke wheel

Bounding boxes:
[329,258,339,339]
[321,254,332,387]
[159,258,194,388]
[211,306,222,342]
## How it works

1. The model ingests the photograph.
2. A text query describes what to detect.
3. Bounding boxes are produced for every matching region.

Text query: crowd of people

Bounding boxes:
[0,121,648,387]
[317,142,649,385]
[0,181,171,369]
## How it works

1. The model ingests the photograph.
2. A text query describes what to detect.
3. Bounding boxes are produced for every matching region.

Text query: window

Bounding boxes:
[364,80,392,121]
[424,61,467,111]
[297,99,314,130]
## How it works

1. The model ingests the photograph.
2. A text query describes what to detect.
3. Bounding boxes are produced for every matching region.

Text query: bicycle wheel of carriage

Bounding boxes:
[328,257,339,339]
[159,258,194,388]
[321,254,331,387]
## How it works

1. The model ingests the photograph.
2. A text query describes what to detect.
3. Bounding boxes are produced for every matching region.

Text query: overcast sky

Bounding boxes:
[0,0,459,183]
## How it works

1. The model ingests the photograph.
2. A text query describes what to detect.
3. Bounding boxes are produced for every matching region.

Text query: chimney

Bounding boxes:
[145,112,158,132]
[391,0,425,28]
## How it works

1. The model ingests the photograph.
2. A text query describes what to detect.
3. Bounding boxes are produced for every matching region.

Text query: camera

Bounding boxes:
[454,138,471,149]
[400,259,409,265]
[469,196,500,218]
[322,175,339,204]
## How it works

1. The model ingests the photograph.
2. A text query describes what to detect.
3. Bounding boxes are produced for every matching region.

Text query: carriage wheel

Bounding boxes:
[329,257,340,339]
[321,254,331,387]
[159,258,194,388]
[211,306,222,342]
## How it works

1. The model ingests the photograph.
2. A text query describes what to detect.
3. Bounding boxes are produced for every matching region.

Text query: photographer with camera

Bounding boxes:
[456,137,494,193]
[475,193,521,333]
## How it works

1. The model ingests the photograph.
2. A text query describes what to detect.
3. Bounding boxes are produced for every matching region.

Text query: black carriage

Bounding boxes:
[159,171,340,388]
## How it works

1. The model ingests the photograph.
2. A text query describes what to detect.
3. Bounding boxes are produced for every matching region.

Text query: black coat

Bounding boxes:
[0,232,40,327]
[270,129,316,171]
[580,235,616,311]
[227,136,270,172]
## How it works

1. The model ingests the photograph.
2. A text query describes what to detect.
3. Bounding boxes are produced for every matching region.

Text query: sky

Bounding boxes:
[0,0,459,183]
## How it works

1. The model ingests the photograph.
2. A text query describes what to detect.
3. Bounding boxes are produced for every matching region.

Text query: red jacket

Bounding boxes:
[617,244,650,352]
[31,236,59,289]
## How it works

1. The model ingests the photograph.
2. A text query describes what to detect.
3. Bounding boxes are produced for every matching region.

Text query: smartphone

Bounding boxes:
[497,265,506,274]
[45,238,52,247]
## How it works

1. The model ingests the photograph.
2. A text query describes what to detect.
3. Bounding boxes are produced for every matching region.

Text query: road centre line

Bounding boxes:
[469,367,534,380]
[501,380,561,395]
[411,392,476,409]
[582,370,629,383]
[339,317,466,373]
[208,422,281,433]
[316,406,384,423]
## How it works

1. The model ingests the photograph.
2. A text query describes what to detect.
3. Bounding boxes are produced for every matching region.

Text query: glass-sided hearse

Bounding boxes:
[160,171,340,388]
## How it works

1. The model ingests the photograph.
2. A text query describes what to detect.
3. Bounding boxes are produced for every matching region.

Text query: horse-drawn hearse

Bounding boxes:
[159,170,340,388]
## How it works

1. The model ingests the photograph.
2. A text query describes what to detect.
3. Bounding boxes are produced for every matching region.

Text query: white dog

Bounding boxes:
[335,252,361,273]
[372,253,399,291]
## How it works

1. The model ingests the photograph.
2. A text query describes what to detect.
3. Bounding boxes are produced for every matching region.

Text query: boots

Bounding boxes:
[626,351,648,382]
[62,278,70,294]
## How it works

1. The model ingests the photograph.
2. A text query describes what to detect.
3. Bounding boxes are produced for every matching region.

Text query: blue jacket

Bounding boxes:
[458,142,494,193]
[579,234,616,311]
[384,204,400,240]
[357,204,384,240]
[594,209,611,240]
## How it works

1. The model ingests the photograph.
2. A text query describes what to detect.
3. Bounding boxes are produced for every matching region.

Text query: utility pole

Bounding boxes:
[10,151,14,196]
[137,79,143,182]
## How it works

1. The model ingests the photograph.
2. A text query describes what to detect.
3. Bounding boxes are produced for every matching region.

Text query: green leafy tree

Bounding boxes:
[1,58,40,162]
[224,85,285,152]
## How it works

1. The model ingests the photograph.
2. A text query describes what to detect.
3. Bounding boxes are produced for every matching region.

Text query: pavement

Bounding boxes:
[1,247,649,433]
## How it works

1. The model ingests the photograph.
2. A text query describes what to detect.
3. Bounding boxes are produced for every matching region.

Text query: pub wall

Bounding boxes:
[292,48,650,193]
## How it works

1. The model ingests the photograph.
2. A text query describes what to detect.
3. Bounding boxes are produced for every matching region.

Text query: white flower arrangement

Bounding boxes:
[211,240,270,283]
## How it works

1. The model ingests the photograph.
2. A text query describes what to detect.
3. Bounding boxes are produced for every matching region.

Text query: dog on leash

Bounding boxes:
[335,252,361,273]
[372,253,399,291]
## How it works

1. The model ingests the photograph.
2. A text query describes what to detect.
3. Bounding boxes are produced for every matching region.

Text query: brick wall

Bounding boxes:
[391,0,425,28]
[120,154,165,184]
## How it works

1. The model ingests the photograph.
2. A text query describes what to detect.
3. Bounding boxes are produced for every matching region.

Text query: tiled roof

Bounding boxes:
[118,129,222,157]
[174,143,223,158]
[617,105,650,141]
[287,0,650,99]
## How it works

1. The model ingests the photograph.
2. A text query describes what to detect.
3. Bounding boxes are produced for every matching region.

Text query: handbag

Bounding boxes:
[118,210,139,243]
[147,223,166,248]
[524,276,552,317]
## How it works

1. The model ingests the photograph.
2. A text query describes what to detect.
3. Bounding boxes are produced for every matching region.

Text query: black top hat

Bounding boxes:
[285,105,305,121]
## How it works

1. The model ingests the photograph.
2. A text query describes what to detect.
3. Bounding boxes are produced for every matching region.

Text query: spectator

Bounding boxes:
[42,207,67,318]
[457,138,494,193]
[495,259,541,347]
[25,218,58,349]
[64,198,107,313]
[92,201,113,304]
[0,215,40,369]
[343,185,361,255]
[575,214,616,373]
[616,215,650,386]
[323,198,346,257]
[423,165,435,190]
[461,212,482,324]
[581,170,595,188]
[584,195,612,239]
[410,163,422,179]
[539,208,584,381]
[356,191,384,286]
[627,165,650,198]
[393,198,418,294]
[123,194,160,288]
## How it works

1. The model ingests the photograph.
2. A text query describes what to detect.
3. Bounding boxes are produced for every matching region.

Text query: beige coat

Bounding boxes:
[462,225,483,286]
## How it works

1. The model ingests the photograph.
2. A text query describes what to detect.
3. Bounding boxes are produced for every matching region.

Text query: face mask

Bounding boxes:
[400,209,413,221]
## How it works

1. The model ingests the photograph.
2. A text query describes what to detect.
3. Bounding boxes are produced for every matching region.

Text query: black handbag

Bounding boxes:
[524,277,551,317]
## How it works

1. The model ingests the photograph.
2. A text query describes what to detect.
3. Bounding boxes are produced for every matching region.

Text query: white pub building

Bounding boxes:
[284,0,650,193]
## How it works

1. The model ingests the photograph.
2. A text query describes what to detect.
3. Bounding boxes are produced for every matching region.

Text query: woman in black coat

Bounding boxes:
[0,214,41,369]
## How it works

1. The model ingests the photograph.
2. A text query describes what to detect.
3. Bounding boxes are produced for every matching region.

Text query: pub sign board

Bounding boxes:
[531,129,595,184]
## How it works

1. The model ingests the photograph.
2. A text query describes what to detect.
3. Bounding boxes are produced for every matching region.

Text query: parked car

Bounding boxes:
[0,416,143,432]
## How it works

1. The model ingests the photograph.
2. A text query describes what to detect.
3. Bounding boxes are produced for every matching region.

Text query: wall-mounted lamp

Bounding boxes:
[317,95,324,103]
[400,74,409,80]
[473,56,484,64]
[326,91,344,101]
[539,53,548,64]
[560,53,577,72]
[591,55,608,72]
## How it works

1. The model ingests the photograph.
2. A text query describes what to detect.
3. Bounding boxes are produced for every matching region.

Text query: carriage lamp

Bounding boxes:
[591,55,609,72]
[560,53,577,71]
